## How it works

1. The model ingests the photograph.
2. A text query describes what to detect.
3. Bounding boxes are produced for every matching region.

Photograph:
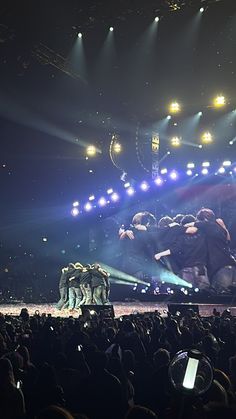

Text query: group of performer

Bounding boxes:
[119,208,236,294]
[57,262,110,311]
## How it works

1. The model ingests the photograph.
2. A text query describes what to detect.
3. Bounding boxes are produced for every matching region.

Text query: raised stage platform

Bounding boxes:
[0,301,236,317]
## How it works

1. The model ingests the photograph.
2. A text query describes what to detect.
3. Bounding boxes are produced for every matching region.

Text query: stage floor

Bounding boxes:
[0,301,236,317]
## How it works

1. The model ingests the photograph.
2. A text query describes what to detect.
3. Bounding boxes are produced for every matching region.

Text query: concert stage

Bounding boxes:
[0,300,236,317]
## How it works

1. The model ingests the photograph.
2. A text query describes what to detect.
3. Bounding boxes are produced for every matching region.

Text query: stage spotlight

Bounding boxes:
[86,145,97,156]
[169,170,178,180]
[154,177,163,186]
[124,182,130,188]
[198,145,203,149]
[42,237,48,242]
[160,168,168,174]
[84,202,92,211]
[186,169,193,176]
[109,26,114,32]
[187,163,195,169]
[127,186,135,196]
[71,208,79,216]
[78,32,82,38]
[167,115,172,120]
[229,141,233,145]
[73,201,79,207]
[111,192,119,202]
[171,136,181,147]
[107,188,113,195]
[98,197,107,207]
[198,111,203,116]
[200,7,204,13]
[214,95,226,108]
[140,181,149,191]
[201,132,213,144]
[88,195,95,201]
[223,160,231,167]
[113,142,122,153]
[218,167,225,174]
[234,167,236,173]
[169,101,181,114]
[154,16,159,22]
[201,168,209,175]
[202,161,210,167]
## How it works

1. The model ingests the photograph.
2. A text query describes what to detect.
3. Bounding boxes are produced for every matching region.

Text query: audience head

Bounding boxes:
[35,405,75,419]
[125,405,158,419]
[153,348,170,369]
[205,379,228,406]
[214,369,231,392]
[0,358,15,387]
[89,350,108,372]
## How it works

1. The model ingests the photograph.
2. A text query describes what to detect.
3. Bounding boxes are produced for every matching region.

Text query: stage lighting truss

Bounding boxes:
[32,43,84,81]
[71,159,235,216]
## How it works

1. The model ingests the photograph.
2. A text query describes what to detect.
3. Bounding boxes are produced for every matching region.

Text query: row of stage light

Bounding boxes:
[76,7,207,39]
[71,160,236,216]
[85,105,236,158]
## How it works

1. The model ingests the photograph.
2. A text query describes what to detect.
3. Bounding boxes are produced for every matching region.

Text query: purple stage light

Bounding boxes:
[72,201,79,207]
[169,170,178,180]
[201,168,208,175]
[111,192,119,202]
[140,181,149,191]
[218,167,225,174]
[154,177,163,186]
[71,207,79,217]
[84,202,92,212]
[186,169,193,176]
[126,186,135,196]
[98,197,107,207]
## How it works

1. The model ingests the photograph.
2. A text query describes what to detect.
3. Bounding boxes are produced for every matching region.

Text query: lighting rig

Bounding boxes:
[71,160,236,217]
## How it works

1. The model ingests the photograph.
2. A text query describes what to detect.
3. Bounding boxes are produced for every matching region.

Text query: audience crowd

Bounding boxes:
[0,306,236,418]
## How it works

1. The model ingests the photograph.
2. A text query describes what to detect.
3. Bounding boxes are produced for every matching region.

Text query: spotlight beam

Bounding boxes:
[100,263,191,288]
[159,151,171,164]
[100,263,150,286]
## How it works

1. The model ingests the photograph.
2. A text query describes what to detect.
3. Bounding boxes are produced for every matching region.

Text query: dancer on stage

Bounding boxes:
[68,262,83,311]
[90,263,110,305]
[56,266,69,310]
[56,263,76,310]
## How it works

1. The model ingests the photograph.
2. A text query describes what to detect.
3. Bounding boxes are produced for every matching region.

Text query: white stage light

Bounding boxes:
[222,161,231,167]
[187,163,195,169]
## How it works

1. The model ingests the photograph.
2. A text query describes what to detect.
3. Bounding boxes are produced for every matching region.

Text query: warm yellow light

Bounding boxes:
[113,142,122,153]
[169,101,181,114]
[214,95,226,108]
[201,131,213,144]
[86,145,97,156]
[171,136,181,147]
